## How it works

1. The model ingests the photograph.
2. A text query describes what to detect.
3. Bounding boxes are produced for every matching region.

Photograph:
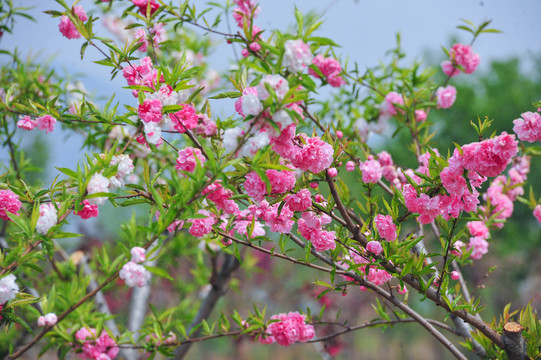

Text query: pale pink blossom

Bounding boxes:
[436,85,457,109]
[37,313,57,327]
[467,221,489,239]
[285,189,312,212]
[74,327,119,360]
[468,236,489,260]
[58,6,87,40]
[513,111,541,142]
[450,271,460,280]
[257,74,289,101]
[189,210,216,237]
[346,161,355,172]
[130,247,146,263]
[366,241,383,255]
[17,115,38,130]
[119,261,150,287]
[359,160,382,184]
[309,54,345,87]
[415,109,427,122]
[0,189,22,221]
[36,203,57,235]
[236,87,262,117]
[283,39,313,73]
[451,240,465,256]
[36,115,56,134]
[290,135,334,174]
[176,147,206,173]
[382,91,404,116]
[170,104,198,132]
[441,60,460,77]
[327,167,338,177]
[374,214,397,241]
[450,43,480,74]
[534,205,541,222]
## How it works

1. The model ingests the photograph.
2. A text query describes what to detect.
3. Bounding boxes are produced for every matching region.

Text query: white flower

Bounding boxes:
[257,74,289,101]
[119,262,151,287]
[239,131,270,158]
[223,127,244,155]
[241,93,262,116]
[273,109,293,128]
[36,203,58,235]
[111,154,134,178]
[38,313,57,327]
[87,174,110,205]
[0,274,19,303]
[130,247,146,264]
[283,39,313,73]
[144,121,162,145]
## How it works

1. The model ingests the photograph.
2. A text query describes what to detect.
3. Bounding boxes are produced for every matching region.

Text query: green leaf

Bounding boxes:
[209,91,241,99]
[144,265,174,281]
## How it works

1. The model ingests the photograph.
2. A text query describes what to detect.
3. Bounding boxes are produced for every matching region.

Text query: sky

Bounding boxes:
[1,0,541,174]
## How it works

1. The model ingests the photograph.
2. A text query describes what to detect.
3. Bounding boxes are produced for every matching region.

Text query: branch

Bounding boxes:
[501,322,528,360]
[174,253,240,359]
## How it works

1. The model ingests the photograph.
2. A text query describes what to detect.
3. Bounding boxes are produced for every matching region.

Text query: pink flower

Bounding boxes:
[453,132,518,178]
[346,161,355,172]
[244,171,267,202]
[119,261,150,287]
[359,160,382,184]
[309,55,345,87]
[291,135,334,174]
[170,104,198,132]
[450,43,480,74]
[58,6,87,40]
[266,312,315,346]
[175,147,206,173]
[374,214,397,241]
[450,271,460,280]
[133,0,160,16]
[451,240,465,256]
[122,57,157,93]
[17,115,38,130]
[75,200,99,220]
[267,169,296,194]
[534,205,541,222]
[297,211,335,251]
[37,313,57,327]
[135,28,148,52]
[0,189,22,221]
[436,85,457,109]
[74,327,119,360]
[468,236,489,260]
[138,98,162,123]
[36,115,56,134]
[284,189,312,212]
[283,39,313,73]
[415,109,427,122]
[366,241,383,255]
[0,274,19,304]
[382,91,404,116]
[130,247,146,263]
[467,221,489,239]
[327,167,338,177]
[513,111,541,142]
[265,203,295,234]
[402,184,442,224]
[441,60,460,77]
[189,210,216,237]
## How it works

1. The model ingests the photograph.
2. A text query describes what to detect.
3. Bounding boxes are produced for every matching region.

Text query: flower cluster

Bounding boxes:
[74,327,119,360]
[17,115,57,134]
[309,54,345,87]
[59,6,88,39]
[441,43,480,76]
[374,214,397,241]
[466,221,490,260]
[119,247,151,287]
[0,189,22,221]
[176,147,206,173]
[283,39,313,73]
[263,312,315,346]
[37,313,58,327]
[297,211,336,251]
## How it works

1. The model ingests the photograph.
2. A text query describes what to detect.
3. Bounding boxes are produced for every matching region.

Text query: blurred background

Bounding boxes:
[2,0,541,359]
